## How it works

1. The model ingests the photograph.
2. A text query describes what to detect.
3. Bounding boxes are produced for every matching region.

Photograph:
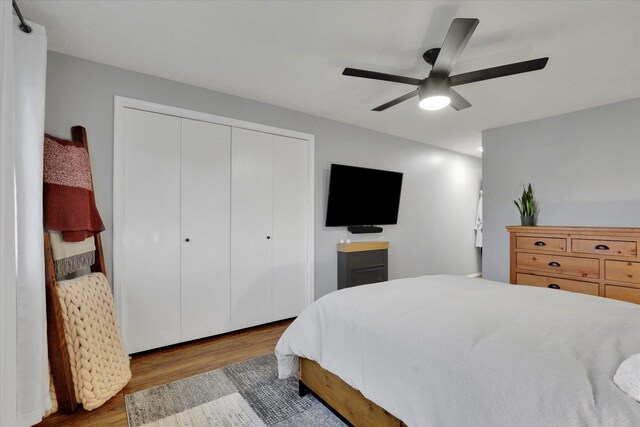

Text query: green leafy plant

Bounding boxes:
[514,183,536,218]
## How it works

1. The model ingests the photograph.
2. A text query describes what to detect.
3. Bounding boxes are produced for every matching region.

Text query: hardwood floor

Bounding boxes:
[37,319,292,426]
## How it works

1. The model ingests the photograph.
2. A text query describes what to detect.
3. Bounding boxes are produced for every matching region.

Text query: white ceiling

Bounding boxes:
[20,1,640,157]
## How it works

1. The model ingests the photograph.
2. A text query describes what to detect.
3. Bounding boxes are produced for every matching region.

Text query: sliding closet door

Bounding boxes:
[180,119,231,341]
[272,135,309,319]
[230,128,273,330]
[122,108,181,353]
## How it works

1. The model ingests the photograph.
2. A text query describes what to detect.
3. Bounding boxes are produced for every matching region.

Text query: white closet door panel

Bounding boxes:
[272,136,309,319]
[122,108,181,353]
[181,119,231,341]
[231,128,273,330]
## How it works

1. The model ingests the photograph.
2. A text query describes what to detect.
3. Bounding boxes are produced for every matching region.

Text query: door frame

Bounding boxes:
[113,96,315,334]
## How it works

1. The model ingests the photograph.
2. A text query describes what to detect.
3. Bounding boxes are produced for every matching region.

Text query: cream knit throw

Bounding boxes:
[44,369,58,417]
[57,272,131,410]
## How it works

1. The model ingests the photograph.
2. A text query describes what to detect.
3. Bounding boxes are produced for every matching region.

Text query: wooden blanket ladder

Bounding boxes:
[44,126,107,413]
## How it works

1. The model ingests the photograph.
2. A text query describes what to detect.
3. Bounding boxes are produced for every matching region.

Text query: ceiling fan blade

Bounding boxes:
[430,18,479,76]
[449,89,471,111]
[450,57,549,86]
[372,89,419,111]
[343,68,422,86]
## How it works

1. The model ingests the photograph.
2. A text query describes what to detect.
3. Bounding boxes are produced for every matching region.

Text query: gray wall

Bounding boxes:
[45,51,482,299]
[482,98,640,283]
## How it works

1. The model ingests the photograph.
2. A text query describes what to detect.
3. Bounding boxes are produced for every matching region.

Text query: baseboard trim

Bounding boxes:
[466,272,482,278]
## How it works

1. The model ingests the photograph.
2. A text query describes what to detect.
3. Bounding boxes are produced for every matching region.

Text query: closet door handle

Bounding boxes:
[548,284,560,289]
[548,261,561,267]
[185,238,190,242]
[594,244,610,250]
[266,236,271,240]
[534,241,546,247]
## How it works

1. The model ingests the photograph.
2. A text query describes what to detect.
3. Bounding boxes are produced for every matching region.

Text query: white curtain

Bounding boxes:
[0,4,19,427]
[0,5,49,426]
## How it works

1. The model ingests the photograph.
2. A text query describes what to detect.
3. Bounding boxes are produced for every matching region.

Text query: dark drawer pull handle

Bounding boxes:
[594,244,610,250]
[548,262,561,267]
[548,284,560,289]
[534,241,546,247]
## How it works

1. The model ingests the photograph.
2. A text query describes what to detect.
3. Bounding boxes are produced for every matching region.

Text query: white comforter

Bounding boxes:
[276,275,640,426]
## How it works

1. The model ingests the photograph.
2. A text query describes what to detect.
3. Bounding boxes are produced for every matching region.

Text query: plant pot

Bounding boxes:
[521,216,535,226]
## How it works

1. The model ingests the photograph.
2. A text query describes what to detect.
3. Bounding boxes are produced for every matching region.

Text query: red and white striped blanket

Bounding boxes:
[43,134,104,242]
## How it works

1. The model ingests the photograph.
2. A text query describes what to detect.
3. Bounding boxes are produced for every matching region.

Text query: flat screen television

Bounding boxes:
[325,164,403,228]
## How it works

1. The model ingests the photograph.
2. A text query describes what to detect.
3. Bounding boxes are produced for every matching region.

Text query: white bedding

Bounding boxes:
[276,275,640,426]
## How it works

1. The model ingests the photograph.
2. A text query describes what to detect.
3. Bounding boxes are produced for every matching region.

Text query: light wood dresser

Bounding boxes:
[507,226,640,304]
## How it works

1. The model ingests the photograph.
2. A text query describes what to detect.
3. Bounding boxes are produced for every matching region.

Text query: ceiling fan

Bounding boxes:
[343,18,548,112]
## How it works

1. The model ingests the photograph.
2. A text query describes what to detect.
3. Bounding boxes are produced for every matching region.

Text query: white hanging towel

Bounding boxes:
[474,190,483,248]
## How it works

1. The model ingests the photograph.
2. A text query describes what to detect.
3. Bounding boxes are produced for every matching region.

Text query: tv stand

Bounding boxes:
[348,225,383,234]
[337,241,389,289]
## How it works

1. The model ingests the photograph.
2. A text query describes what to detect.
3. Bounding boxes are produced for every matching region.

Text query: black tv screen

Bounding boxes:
[325,164,403,226]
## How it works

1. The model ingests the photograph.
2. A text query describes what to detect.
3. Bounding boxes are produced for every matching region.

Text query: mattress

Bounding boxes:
[276,275,640,426]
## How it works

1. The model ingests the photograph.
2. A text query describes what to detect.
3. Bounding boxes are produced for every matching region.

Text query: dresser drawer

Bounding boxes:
[605,285,640,304]
[572,239,637,257]
[516,273,599,296]
[605,260,640,284]
[516,253,599,278]
[516,236,566,252]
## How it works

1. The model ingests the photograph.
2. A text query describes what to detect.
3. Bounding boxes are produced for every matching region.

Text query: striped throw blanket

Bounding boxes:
[43,134,104,242]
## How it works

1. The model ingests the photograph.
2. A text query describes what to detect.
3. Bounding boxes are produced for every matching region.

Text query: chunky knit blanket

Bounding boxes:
[43,134,104,242]
[57,273,131,410]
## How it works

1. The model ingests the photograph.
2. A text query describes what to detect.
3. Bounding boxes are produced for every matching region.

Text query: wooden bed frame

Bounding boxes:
[298,358,406,427]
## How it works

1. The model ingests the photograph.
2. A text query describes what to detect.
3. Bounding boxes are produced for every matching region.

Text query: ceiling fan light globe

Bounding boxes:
[419,95,451,111]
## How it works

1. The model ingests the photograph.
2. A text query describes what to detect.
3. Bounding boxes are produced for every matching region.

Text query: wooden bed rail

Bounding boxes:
[299,358,406,427]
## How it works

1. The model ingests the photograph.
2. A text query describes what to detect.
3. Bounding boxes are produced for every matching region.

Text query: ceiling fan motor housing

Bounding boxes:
[419,77,452,100]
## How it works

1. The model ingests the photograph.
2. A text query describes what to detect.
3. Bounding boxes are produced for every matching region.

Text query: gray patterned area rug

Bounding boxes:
[125,354,346,426]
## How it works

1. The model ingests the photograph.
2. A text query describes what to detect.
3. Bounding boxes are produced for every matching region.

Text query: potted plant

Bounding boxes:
[514,183,536,226]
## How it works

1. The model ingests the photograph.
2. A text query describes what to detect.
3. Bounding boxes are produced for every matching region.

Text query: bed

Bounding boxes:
[275,275,640,426]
